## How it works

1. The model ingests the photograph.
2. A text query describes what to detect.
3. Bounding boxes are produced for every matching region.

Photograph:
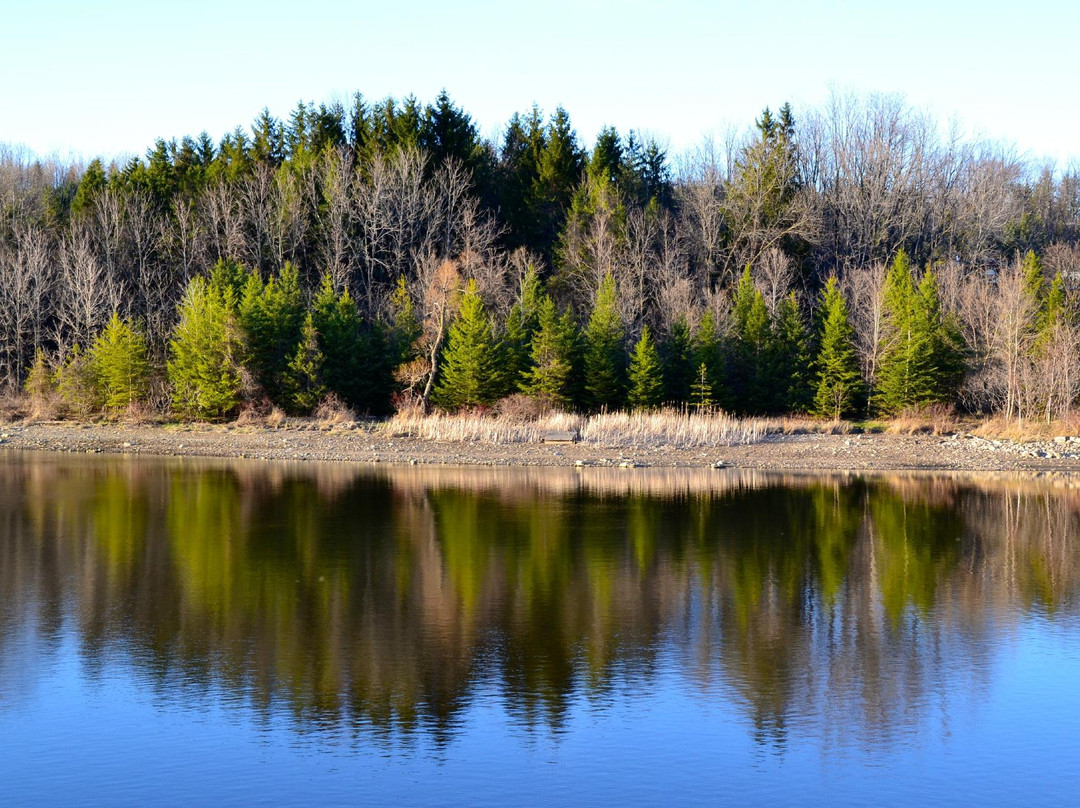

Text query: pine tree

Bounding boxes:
[89,312,150,413]
[873,252,964,413]
[24,349,54,405]
[693,311,727,409]
[813,277,864,420]
[770,292,811,411]
[690,362,714,410]
[238,262,304,404]
[503,265,544,390]
[284,313,326,414]
[662,316,695,405]
[583,273,626,411]
[432,280,504,410]
[520,295,578,410]
[55,345,100,418]
[628,326,665,411]
[388,275,421,370]
[168,276,243,420]
[730,266,772,411]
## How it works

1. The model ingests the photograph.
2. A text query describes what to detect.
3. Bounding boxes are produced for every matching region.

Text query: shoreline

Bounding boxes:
[4,420,1080,475]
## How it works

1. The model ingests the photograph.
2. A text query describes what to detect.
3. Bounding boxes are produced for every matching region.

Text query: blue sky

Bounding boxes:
[4,0,1078,165]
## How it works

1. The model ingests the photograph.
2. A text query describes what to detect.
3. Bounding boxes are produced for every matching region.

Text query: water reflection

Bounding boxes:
[2,453,1079,750]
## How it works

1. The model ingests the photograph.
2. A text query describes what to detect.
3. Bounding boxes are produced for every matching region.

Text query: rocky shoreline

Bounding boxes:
[3,420,1080,474]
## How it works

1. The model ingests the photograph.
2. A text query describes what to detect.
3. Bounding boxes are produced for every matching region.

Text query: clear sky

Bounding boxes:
[4,0,1078,166]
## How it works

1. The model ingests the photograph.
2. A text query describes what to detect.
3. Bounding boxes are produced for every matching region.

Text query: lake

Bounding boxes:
[1,453,1079,806]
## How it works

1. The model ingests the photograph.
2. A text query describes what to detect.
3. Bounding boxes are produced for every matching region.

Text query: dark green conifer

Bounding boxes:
[583,273,626,411]
[628,326,665,411]
[813,277,864,419]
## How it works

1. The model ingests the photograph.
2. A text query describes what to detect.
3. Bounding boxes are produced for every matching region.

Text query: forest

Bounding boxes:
[1,89,1079,422]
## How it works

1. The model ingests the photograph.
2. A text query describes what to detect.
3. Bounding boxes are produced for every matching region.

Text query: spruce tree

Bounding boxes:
[24,349,54,406]
[628,326,665,411]
[503,265,544,391]
[770,292,811,411]
[661,316,695,405]
[238,262,304,404]
[690,362,715,410]
[90,312,150,413]
[309,274,392,413]
[284,313,326,414]
[55,345,100,418]
[693,310,727,410]
[388,275,422,370]
[432,279,504,409]
[813,277,864,420]
[168,276,243,420]
[873,252,964,413]
[730,265,772,411]
[583,273,626,411]
[520,295,578,410]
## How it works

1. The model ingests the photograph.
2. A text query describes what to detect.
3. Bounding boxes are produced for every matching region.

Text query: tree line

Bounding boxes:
[2,89,1079,420]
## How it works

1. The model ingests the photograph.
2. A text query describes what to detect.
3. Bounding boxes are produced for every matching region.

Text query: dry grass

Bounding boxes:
[580,409,778,448]
[884,403,960,436]
[970,415,1080,442]
[314,395,357,427]
[385,409,583,443]
[384,407,784,448]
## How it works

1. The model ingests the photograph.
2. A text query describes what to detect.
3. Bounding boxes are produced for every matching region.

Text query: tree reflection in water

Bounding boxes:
[1,454,1079,749]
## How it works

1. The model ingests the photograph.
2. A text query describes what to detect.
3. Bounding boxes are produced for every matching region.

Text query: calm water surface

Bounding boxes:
[1,452,1079,806]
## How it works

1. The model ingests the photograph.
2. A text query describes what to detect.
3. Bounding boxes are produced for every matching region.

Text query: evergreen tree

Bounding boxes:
[521,295,578,410]
[168,276,243,420]
[813,277,864,419]
[284,313,326,414]
[692,311,727,409]
[388,275,422,369]
[730,266,772,411]
[89,312,150,412]
[583,273,626,410]
[770,292,811,411]
[55,345,100,418]
[690,362,715,410]
[238,262,304,403]
[503,265,544,390]
[628,326,665,411]
[662,317,695,405]
[432,280,505,409]
[873,252,964,413]
[24,349,54,405]
[311,275,393,414]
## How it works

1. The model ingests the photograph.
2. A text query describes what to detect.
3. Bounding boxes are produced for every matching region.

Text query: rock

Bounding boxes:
[1055,436,1069,444]
[711,461,726,469]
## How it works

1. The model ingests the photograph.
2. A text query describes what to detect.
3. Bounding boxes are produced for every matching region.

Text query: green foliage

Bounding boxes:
[284,313,326,414]
[583,273,626,411]
[311,274,393,414]
[692,311,727,409]
[628,326,665,410]
[238,262,304,404]
[690,362,715,409]
[520,295,579,410]
[168,276,243,420]
[89,312,150,412]
[55,345,100,417]
[432,280,505,410]
[813,277,864,419]
[770,293,811,411]
[24,349,55,403]
[873,252,965,414]
[730,266,773,410]
[503,265,544,389]
[388,275,422,368]
[661,317,695,404]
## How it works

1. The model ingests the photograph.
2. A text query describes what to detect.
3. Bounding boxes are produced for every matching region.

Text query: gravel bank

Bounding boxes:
[4,420,1080,474]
